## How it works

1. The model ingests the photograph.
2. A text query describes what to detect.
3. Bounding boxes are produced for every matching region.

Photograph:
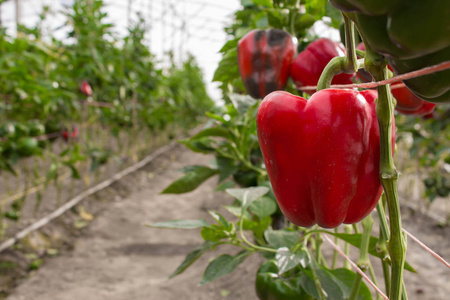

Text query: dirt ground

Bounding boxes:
[3,144,450,300]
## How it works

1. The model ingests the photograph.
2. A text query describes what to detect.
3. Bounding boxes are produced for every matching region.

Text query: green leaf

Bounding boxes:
[251,0,273,7]
[180,138,216,153]
[215,180,236,192]
[191,127,231,140]
[275,247,307,274]
[264,229,300,249]
[223,205,252,219]
[294,13,317,32]
[208,211,230,229]
[324,2,343,28]
[200,226,228,242]
[225,186,269,206]
[169,241,217,278]
[229,93,258,115]
[216,156,239,182]
[305,0,327,16]
[199,251,251,285]
[243,216,272,240]
[213,49,239,83]
[249,196,277,219]
[219,39,238,53]
[146,219,209,229]
[162,166,219,194]
[327,268,372,300]
[305,251,344,300]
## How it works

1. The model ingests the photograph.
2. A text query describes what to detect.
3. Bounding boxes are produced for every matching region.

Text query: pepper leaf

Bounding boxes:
[161,166,219,194]
[190,127,231,140]
[169,241,218,278]
[327,268,372,300]
[199,251,252,285]
[275,247,307,274]
[215,180,235,192]
[225,186,269,206]
[179,138,216,153]
[264,229,300,249]
[213,48,239,83]
[229,93,258,115]
[215,156,240,182]
[303,251,344,299]
[249,196,278,219]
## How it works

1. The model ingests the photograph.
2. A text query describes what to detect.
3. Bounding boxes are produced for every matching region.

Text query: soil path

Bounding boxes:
[5,144,450,300]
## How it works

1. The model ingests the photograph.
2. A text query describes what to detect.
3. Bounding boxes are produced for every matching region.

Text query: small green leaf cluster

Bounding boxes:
[150,186,418,299]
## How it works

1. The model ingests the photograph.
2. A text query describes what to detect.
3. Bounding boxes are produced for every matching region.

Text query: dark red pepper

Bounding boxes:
[238,29,296,99]
[256,89,395,228]
[290,38,353,94]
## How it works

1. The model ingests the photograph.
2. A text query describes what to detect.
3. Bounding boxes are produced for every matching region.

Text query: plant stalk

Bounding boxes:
[349,215,373,300]
[365,43,407,300]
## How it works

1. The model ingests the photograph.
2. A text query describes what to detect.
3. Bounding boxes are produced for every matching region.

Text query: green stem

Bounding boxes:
[367,261,383,300]
[306,249,327,300]
[315,233,326,267]
[317,15,363,91]
[317,57,365,91]
[342,13,358,74]
[239,194,277,254]
[365,43,406,300]
[331,228,339,269]
[349,215,374,300]
[376,200,391,295]
[344,225,352,269]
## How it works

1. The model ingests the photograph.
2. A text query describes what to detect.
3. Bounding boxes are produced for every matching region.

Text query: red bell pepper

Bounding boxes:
[391,85,436,117]
[290,38,354,95]
[256,89,395,228]
[80,80,93,97]
[238,29,296,99]
[356,43,436,117]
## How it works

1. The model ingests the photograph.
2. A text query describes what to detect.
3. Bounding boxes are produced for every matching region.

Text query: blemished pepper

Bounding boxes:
[256,89,395,228]
[238,29,296,99]
[329,0,450,103]
[290,38,353,95]
[255,260,313,300]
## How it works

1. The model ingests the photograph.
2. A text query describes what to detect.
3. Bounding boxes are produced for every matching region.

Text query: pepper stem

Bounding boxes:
[376,200,391,294]
[316,14,362,90]
[349,215,373,300]
[364,42,407,300]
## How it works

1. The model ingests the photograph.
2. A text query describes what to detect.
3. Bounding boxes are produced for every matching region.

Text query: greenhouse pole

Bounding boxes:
[128,0,133,28]
[15,0,20,34]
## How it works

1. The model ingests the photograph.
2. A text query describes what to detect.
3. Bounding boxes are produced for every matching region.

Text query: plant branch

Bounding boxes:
[365,41,407,300]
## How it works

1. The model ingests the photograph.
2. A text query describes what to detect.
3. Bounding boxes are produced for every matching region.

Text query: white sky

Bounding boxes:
[0,0,338,101]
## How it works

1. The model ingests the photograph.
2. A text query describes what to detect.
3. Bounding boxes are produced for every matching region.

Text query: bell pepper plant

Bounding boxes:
[154,2,450,300]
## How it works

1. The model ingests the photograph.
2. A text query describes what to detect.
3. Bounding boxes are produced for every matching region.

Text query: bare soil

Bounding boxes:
[2,144,449,300]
